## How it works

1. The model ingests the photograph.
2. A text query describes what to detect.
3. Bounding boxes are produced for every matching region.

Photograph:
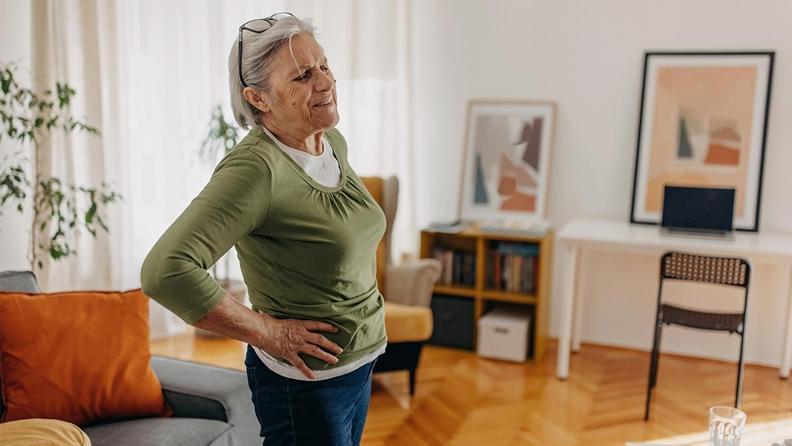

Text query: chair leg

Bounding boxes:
[649,325,663,388]
[409,369,417,396]
[735,333,746,408]
[645,321,663,421]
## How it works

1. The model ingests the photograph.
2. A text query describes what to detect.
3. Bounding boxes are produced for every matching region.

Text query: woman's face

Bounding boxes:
[262,33,338,137]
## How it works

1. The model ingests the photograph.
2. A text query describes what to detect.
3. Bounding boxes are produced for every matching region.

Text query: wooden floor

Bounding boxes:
[151,331,792,445]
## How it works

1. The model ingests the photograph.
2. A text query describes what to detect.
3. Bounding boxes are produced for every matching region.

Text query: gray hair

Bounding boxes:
[228,16,317,129]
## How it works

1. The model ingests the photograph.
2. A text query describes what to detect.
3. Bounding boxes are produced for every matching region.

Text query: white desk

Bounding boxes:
[555,218,792,380]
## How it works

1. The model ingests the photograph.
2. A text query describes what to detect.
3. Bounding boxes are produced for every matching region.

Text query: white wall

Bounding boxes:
[0,0,32,272]
[411,0,792,366]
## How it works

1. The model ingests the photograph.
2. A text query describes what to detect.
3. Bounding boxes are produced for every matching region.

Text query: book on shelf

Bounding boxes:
[432,246,476,288]
[486,241,539,294]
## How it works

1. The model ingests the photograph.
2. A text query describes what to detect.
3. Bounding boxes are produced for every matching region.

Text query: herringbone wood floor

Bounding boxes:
[151,331,792,445]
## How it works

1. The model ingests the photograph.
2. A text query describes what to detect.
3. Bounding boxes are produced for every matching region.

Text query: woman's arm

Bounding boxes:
[140,149,271,324]
[141,148,340,379]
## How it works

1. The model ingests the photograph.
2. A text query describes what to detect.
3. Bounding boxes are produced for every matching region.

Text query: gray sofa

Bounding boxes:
[0,270,260,446]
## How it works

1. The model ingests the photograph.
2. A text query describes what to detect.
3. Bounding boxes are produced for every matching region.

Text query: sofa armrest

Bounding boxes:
[384,259,442,307]
[151,355,256,428]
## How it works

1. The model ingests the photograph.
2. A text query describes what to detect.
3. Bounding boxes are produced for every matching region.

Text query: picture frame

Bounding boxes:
[629,51,774,232]
[458,99,556,224]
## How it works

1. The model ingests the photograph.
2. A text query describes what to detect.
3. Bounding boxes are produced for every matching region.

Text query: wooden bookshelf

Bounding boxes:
[433,285,476,297]
[421,228,553,362]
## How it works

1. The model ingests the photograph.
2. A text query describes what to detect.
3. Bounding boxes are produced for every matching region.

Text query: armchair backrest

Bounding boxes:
[360,176,399,294]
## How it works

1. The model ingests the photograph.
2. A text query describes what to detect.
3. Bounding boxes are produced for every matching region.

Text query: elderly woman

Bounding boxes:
[141,13,387,446]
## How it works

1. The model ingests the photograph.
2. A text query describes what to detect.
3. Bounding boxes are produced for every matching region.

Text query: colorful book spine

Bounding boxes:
[488,242,540,294]
[433,242,538,293]
[432,246,476,287]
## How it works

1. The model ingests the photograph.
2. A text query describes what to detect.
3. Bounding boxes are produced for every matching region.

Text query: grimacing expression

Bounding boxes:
[264,33,339,134]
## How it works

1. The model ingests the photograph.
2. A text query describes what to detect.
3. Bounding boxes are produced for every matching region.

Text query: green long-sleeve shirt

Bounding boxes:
[140,126,388,370]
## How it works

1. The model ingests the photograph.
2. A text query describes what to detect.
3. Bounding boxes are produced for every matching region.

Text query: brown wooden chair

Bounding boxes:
[361,176,441,396]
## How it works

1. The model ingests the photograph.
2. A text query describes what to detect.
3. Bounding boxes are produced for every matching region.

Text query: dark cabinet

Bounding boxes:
[429,295,475,350]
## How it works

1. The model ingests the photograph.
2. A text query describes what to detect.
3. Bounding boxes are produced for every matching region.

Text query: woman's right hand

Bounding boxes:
[256,312,344,380]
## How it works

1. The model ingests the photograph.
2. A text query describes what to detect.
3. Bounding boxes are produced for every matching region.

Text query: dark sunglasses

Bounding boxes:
[237,12,295,88]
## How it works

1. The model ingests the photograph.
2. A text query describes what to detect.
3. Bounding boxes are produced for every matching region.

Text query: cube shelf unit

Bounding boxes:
[420,228,553,361]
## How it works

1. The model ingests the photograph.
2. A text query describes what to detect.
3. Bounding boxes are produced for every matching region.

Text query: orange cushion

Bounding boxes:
[0,289,172,426]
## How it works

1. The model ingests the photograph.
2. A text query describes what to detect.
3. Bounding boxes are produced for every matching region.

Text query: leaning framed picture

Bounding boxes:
[630,51,774,232]
[459,100,556,224]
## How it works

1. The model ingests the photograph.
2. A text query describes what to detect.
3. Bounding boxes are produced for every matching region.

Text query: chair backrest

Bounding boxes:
[360,176,399,294]
[660,252,750,289]
[0,270,40,293]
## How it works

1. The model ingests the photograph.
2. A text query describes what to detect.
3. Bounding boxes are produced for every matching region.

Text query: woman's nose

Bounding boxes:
[315,70,333,91]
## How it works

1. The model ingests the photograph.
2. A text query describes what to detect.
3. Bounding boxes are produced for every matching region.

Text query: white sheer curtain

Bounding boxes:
[29,0,118,292]
[28,0,415,338]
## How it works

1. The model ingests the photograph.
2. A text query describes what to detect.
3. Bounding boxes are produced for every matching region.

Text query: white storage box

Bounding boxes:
[476,305,533,362]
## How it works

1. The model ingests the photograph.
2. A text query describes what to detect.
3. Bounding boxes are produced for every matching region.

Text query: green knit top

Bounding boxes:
[140,126,388,370]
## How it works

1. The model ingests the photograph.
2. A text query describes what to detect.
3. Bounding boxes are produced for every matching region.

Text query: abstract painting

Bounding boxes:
[630,52,774,231]
[460,100,556,223]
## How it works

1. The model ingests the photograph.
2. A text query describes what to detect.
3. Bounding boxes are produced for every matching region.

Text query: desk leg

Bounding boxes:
[572,250,583,352]
[557,244,579,380]
[781,266,792,379]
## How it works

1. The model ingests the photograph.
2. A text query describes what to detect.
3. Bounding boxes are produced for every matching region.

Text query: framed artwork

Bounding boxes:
[458,100,556,224]
[630,51,774,232]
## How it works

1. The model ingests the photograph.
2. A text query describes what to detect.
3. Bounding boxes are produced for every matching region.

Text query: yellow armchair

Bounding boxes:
[361,176,441,395]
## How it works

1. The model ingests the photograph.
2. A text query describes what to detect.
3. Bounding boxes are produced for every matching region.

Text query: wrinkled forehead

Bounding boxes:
[282,33,327,73]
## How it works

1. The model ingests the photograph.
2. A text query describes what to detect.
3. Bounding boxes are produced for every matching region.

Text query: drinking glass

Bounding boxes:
[709,406,746,446]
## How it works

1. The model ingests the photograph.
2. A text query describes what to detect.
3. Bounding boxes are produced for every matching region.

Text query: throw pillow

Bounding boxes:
[0,289,172,426]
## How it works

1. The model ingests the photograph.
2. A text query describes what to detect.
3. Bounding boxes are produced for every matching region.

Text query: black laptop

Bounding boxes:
[660,186,736,236]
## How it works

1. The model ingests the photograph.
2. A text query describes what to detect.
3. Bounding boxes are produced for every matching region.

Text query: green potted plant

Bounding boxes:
[0,62,121,273]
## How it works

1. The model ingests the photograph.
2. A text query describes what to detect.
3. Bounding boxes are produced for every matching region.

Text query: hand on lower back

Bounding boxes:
[256,312,344,379]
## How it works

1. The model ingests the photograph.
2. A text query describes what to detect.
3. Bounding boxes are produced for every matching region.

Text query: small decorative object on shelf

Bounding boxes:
[429,218,550,237]
[427,219,474,234]
[420,226,552,361]
[476,219,550,237]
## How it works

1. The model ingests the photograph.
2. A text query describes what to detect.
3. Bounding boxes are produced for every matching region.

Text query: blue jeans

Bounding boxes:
[244,345,377,445]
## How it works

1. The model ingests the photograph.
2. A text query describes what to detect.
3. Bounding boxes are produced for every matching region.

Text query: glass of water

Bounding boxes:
[709,406,746,446]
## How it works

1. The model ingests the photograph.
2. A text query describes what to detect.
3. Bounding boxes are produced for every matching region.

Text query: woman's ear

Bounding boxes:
[242,87,271,113]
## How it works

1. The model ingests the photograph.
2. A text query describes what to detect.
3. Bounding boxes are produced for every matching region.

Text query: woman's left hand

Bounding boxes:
[255,311,344,379]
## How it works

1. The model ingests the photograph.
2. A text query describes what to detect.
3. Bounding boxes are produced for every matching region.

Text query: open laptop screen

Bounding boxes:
[661,186,735,233]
